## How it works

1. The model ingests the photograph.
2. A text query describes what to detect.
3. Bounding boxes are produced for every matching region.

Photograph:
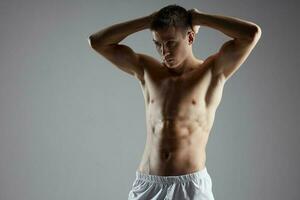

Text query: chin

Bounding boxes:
[164,60,178,68]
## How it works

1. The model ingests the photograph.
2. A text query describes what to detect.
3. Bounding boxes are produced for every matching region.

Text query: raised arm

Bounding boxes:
[88,12,156,81]
[190,9,262,81]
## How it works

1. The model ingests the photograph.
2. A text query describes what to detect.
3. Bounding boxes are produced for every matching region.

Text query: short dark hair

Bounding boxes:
[150,4,192,37]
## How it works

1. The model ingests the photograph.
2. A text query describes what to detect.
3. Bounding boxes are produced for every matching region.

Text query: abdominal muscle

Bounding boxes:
[137,118,210,176]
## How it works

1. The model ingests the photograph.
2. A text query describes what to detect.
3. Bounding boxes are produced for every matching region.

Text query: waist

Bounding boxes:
[139,150,207,176]
[136,166,209,181]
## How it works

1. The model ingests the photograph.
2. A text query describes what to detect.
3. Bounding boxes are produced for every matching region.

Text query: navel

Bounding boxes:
[163,152,171,161]
[192,99,197,105]
[152,126,155,133]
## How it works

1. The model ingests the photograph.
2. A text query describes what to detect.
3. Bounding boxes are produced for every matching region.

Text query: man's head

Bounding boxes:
[150,4,197,69]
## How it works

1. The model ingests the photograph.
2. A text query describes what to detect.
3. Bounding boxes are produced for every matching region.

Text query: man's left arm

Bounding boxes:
[191,9,262,81]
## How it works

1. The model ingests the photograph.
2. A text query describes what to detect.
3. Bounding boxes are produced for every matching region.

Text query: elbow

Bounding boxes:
[88,36,92,47]
[88,35,96,48]
[249,25,262,41]
[88,35,108,49]
[240,25,262,42]
[255,25,262,39]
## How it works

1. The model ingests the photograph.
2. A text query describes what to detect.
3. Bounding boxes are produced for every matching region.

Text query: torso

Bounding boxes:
[136,55,226,176]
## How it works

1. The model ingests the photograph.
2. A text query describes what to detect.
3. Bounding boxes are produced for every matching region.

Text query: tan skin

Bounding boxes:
[89,9,261,175]
[138,27,218,176]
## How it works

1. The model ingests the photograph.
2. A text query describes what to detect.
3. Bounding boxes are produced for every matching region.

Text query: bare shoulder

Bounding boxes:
[138,53,163,73]
[187,53,226,86]
[192,54,217,75]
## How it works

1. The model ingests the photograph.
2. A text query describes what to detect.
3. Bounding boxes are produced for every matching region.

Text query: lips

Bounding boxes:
[164,57,174,62]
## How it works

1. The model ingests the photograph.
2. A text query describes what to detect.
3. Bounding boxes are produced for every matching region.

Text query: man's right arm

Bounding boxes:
[88,13,155,81]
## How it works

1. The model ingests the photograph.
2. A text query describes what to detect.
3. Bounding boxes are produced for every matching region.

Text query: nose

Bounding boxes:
[161,45,170,57]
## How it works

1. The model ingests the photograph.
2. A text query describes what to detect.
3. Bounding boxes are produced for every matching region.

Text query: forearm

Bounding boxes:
[192,11,261,40]
[89,14,153,46]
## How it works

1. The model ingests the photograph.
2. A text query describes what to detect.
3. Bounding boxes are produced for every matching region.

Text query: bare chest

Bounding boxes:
[141,63,222,122]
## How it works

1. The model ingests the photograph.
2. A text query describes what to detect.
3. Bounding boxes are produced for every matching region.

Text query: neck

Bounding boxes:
[170,53,203,74]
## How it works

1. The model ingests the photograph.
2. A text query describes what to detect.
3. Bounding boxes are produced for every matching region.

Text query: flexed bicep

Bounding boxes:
[212,32,261,81]
[89,42,145,81]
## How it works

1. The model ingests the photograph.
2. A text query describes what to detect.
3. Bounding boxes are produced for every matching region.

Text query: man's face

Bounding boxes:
[152,26,192,68]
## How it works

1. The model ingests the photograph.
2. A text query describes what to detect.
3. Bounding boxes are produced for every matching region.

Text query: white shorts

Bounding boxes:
[128,166,215,200]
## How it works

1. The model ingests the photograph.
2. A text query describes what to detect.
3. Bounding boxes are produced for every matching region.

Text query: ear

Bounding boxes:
[187,31,196,45]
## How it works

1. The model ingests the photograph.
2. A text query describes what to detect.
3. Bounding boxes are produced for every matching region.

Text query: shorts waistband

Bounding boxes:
[135,167,209,184]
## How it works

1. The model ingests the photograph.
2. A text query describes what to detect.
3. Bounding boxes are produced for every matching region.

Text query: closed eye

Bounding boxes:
[153,41,175,46]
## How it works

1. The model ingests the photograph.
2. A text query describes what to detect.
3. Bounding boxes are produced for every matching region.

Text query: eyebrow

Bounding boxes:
[152,39,175,43]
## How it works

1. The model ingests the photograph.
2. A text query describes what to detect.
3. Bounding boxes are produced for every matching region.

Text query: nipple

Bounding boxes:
[164,152,171,160]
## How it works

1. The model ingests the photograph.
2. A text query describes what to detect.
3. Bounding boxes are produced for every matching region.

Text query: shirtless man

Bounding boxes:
[88,4,261,200]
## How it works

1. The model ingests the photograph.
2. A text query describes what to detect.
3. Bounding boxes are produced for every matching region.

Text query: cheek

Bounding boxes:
[173,46,187,59]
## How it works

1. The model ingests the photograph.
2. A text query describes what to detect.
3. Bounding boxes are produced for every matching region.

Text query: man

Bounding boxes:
[88,4,261,200]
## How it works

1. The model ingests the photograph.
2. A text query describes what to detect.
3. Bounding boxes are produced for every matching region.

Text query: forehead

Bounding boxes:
[152,26,183,42]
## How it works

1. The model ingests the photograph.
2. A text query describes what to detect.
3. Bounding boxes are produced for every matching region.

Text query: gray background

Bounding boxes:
[0,0,299,199]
